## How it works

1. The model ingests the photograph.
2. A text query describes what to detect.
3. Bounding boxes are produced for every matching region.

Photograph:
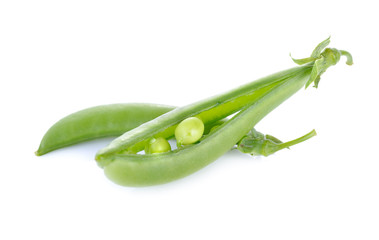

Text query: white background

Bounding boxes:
[1,0,378,239]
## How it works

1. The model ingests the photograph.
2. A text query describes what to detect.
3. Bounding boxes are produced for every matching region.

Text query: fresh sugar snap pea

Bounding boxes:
[36,38,352,187]
[99,70,310,186]
[96,38,353,187]
[35,103,175,156]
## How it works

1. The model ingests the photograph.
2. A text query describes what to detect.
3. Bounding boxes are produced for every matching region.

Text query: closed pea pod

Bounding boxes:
[35,103,175,156]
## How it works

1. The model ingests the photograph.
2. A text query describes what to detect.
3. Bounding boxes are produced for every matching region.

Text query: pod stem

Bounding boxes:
[237,129,317,157]
[340,50,353,65]
[291,37,353,88]
[274,129,317,151]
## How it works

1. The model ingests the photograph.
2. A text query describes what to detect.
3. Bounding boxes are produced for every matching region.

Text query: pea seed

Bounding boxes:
[145,137,171,154]
[175,117,204,145]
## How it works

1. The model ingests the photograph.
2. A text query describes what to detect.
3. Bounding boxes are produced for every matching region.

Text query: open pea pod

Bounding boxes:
[96,67,304,158]
[96,38,352,187]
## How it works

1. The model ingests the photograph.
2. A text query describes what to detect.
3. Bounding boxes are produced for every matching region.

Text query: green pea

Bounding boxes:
[175,117,204,145]
[145,137,171,154]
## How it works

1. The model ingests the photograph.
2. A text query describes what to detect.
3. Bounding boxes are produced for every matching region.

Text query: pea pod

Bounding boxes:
[35,103,175,156]
[96,64,304,158]
[96,38,352,187]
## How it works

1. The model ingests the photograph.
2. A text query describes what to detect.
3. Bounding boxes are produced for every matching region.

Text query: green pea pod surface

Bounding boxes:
[96,69,299,158]
[100,71,310,186]
[96,38,353,187]
[35,103,175,156]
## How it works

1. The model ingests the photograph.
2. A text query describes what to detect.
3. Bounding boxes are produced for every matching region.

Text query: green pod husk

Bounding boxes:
[35,103,175,156]
[96,38,352,187]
